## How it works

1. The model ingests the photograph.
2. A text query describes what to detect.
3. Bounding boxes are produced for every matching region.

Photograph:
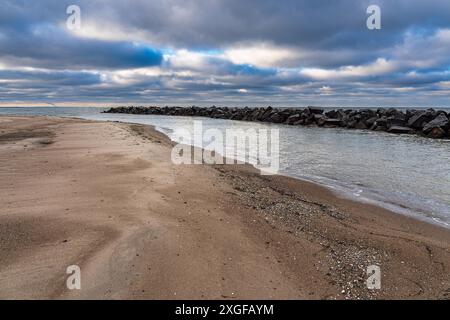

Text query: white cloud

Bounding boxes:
[393,28,450,69]
[318,86,333,95]
[165,49,213,71]
[301,58,398,80]
[224,43,302,68]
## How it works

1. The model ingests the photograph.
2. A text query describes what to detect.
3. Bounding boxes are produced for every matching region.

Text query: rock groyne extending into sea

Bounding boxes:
[104,106,450,139]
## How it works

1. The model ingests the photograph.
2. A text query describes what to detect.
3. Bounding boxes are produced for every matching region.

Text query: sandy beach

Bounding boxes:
[0,116,449,300]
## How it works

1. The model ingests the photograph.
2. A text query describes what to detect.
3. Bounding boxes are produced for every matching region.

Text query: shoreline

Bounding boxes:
[283,172,450,230]
[113,119,450,299]
[7,113,449,229]
[0,116,449,299]
[130,117,450,230]
[5,113,449,229]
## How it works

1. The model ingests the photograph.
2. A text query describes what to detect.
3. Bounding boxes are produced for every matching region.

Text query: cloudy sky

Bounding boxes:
[1,0,450,107]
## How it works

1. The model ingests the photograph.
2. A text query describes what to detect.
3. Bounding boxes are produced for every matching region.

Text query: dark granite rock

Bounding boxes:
[387,114,407,127]
[315,115,327,126]
[346,119,357,129]
[408,110,433,129]
[286,114,301,125]
[259,107,273,121]
[427,127,446,139]
[324,110,340,119]
[423,113,449,135]
[365,116,379,127]
[267,112,285,123]
[323,119,342,127]
[387,126,413,134]
[354,121,368,130]
[307,106,324,115]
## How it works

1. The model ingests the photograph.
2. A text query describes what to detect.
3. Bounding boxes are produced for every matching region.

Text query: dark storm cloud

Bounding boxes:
[3,0,449,68]
[0,0,162,70]
[0,25,163,70]
[0,69,101,85]
[63,0,450,48]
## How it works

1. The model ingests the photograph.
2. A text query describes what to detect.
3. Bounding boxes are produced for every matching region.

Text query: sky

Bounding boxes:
[1,0,450,107]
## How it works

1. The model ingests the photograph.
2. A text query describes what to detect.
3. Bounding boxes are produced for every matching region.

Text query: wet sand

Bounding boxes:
[0,116,449,299]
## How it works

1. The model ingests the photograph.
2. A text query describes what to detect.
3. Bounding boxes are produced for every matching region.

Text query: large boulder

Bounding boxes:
[314,114,326,126]
[354,121,368,130]
[258,107,273,121]
[249,108,260,120]
[307,106,324,115]
[376,108,386,116]
[286,114,301,125]
[211,109,224,118]
[385,108,400,117]
[301,108,311,117]
[301,109,315,125]
[279,110,294,122]
[365,116,379,127]
[323,119,342,128]
[340,114,350,127]
[293,119,305,125]
[427,127,446,139]
[406,109,417,121]
[407,110,434,129]
[387,114,407,127]
[387,126,413,134]
[360,109,377,120]
[324,110,340,119]
[422,113,449,135]
[230,112,244,120]
[318,116,344,127]
[346,119,357,128]
[267,111,285,123]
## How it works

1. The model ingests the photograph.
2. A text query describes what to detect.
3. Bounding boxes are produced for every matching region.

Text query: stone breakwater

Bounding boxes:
[104,106,450,139]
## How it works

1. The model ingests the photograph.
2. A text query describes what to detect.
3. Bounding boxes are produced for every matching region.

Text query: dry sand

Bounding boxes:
[0,116,449,299]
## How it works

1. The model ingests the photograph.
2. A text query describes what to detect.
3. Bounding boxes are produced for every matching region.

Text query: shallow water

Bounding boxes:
[1,107,449,228]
